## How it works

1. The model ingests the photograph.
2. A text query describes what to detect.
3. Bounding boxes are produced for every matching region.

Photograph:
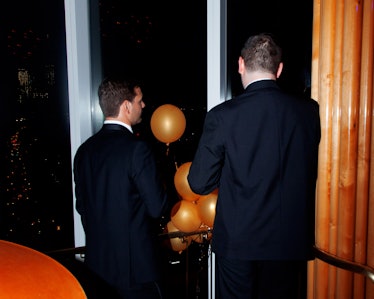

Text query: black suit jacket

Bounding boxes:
[74,124,168,289]
[188,80,321,260]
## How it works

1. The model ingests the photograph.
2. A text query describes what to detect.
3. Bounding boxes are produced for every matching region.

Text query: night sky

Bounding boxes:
[99,0,313,107]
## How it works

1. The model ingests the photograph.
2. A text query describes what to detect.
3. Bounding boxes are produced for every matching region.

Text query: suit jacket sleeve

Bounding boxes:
[188,109,224,195]
[132,141,168,218]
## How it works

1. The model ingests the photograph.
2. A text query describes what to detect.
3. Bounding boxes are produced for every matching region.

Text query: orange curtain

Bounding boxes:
[308,0,374,298]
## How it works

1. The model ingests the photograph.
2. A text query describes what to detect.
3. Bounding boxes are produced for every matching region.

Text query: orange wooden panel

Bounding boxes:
[310,0,373,298]
[0,240,86,299]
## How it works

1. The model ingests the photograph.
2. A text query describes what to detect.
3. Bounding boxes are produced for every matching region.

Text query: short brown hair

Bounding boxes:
[240,33,282,75]
[98,77,138,117]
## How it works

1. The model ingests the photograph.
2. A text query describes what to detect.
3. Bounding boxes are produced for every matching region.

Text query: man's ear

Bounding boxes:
[119,101,129,117]
[276,62,283,78]
[122,100,130,112]
[238,56,245,75]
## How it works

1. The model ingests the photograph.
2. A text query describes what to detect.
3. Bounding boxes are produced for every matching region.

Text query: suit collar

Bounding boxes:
[244,79,279,92]
[102,123,132,134]
[104,120,133,133]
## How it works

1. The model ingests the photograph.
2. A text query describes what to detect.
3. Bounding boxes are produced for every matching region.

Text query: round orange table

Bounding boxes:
[0,240,86,298]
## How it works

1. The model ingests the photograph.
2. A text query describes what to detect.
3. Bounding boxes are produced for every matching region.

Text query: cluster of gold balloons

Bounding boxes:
[150,104,217,253]
[168,162,217,253]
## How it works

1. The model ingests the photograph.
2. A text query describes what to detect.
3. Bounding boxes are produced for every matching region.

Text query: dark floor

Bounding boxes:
[50,241,210,299]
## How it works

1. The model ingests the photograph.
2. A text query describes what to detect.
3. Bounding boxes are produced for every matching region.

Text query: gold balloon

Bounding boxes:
[170,200,201,233]
[166,221,192,253]
[196,188,218,228]
[150,104,186,144]
[174,162,200,202]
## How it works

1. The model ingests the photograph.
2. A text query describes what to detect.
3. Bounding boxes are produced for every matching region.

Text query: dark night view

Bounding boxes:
[0,1,313,298]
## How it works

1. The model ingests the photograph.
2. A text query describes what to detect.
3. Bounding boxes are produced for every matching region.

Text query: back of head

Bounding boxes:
[241,33,282,75]
[98,77,137,118]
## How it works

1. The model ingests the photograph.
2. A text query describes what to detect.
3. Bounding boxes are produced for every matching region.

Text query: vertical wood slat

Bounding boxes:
[308,0,321,297]
[309,0,374,298]
[363,1,374,298]
[336,0,363,297]
[367,105,374,299]
[354,0,374,297]
[329,0,344,296]
[314,0,336,297]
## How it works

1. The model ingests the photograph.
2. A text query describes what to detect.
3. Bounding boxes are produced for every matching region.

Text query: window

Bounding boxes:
[0,0,73,251]
[98,0,207,164]
[227,0,313,97]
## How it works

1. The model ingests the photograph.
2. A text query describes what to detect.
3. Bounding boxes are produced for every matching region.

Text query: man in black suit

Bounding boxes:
[73,77,169,299]
[187,33,321,299]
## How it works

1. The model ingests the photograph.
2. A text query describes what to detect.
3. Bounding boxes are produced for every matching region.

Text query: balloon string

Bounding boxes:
[165,143,179,171]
